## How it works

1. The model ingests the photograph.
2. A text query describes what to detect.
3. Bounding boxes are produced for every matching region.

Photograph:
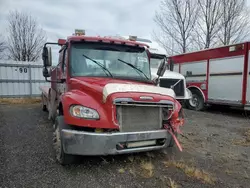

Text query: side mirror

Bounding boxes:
[42,46,52,67]
[43,67,51,78]
[157,58,168,77]
[169,58,174,71]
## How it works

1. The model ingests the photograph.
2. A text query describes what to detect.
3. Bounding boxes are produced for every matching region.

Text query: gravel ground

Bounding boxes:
[0,103,250,188]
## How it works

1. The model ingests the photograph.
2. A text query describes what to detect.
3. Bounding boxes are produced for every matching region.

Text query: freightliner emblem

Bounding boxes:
[139,96,153,100]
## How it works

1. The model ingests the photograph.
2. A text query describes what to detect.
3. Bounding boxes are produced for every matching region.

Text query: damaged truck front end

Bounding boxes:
[41,31,185,165]
[61,84,185,157]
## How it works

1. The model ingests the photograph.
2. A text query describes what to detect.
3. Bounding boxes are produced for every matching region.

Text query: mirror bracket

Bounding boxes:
[169,57,174,71]
[43,67,51,78]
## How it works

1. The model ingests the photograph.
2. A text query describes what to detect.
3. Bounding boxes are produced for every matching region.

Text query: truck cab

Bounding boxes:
[149,48,192,104]
[120,37,192,103]
[40,30,185,165]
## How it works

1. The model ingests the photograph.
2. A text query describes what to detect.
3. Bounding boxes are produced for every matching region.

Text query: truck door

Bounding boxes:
[56,48,67,96]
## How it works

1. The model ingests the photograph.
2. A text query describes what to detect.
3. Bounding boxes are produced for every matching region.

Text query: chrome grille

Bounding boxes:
[159,78,185,97]
[116,105,162,132]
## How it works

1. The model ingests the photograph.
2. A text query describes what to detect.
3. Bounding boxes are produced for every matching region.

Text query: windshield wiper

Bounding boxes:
[117,59,150,80]
[82,54,113,77]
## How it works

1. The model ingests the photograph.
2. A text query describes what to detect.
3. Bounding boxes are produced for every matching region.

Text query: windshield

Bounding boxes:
[150,58,162,69]
[70,42,151,81]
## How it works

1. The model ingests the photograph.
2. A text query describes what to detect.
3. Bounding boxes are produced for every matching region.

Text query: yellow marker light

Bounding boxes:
[73,107,81,116]
[95,128,104,133]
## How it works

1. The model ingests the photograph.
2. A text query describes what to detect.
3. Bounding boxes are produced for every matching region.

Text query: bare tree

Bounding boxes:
[194,0,223,49]
[154,0,199,54]
[6,10,47,62]
[152,30,180,56]
[217,0,250,45]
[0,35,6,59]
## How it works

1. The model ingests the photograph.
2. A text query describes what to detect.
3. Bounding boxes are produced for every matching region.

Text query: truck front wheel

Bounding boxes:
[53,116,77,165]
[186,90,204,111]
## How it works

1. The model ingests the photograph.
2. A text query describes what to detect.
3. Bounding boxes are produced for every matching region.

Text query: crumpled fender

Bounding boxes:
[170,100,185,133]
[164,100,185,151]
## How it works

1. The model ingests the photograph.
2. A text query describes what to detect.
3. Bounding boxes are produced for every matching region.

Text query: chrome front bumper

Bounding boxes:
[61,129,171,156]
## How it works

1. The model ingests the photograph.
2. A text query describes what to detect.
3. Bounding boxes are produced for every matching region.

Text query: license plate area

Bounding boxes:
[116,139,166,150]
[127,140,156,148]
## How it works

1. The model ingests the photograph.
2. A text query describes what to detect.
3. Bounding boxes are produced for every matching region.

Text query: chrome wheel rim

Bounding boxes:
[189,95,199,108]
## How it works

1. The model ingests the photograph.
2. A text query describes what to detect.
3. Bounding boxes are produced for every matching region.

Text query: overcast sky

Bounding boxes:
[1,0,250,61]
[0,0,162,43]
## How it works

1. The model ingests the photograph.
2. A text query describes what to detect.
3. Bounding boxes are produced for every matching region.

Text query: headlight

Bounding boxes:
[70,105,100,119]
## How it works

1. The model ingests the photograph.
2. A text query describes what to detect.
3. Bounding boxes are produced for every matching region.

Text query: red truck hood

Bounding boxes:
[69,77,176,103]
[64,77,179,131]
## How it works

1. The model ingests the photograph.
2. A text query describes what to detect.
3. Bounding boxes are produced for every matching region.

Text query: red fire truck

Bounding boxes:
[170,42,250,111]
[40,30,185,165]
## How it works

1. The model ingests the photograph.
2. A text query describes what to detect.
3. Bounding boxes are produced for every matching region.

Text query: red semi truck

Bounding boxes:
[40,30,185,165]
[170,42,250,111]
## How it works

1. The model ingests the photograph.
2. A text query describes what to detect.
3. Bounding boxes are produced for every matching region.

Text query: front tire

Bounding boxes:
[53,116,77,165]
[186,90,204,111]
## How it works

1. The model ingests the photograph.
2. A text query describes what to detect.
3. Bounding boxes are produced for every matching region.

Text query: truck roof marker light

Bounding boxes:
[58,39,66,45]
[75,29,85,36]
